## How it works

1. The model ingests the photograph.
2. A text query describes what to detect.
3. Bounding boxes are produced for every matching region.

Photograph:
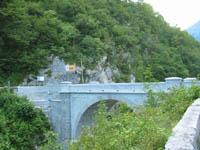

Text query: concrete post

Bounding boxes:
[183,78,198,87]
[165,77,183,91]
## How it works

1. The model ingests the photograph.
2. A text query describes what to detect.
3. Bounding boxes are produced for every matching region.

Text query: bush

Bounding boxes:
[0,88,51,150]
[38,131,64,150]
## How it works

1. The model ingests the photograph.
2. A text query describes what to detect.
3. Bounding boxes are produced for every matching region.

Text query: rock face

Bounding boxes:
[85,56,116,83]
[21,56,135,85]
[21,56,80,85]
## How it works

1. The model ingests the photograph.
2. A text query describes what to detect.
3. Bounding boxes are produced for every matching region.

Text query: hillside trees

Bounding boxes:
[1,0,200,85]
[0,0,78,85]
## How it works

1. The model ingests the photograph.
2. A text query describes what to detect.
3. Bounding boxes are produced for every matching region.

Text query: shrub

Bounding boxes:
[0,88,51,150]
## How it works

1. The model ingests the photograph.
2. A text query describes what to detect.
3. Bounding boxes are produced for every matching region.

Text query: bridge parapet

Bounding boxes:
[60,77,199,94]
[60,82,168,94]
[14,77,200,96]
[165,98,200,150]
[15,77,200,111]
[182,78,199,87]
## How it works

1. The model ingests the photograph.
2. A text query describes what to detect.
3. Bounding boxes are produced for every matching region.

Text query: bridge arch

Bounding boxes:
[71,92,145,138]
[74,99,122,138]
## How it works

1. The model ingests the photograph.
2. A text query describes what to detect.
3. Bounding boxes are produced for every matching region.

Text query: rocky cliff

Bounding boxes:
[21,56,135,85]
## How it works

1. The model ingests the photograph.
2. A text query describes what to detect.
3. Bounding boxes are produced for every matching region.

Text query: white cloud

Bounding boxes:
[134,0,200,30]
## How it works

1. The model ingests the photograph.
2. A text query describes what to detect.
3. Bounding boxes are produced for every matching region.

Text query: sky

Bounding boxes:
[134,0,200,30]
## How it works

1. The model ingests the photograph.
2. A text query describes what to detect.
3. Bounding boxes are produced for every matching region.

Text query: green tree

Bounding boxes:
[1,0,200,85]
[0,89,50,150]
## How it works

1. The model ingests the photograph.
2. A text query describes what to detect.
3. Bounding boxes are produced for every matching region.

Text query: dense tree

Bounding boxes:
[1,0,200,85]
[0,89,50,149]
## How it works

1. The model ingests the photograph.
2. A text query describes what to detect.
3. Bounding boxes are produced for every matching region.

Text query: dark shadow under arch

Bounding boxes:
[75,99,121,138]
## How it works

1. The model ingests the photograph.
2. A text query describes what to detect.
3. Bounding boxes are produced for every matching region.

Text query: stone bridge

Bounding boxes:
[15,77,199,141]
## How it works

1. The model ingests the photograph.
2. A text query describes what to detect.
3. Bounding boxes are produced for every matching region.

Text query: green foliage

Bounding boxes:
[143,65,158,82]
[1,0,200,85]
[38,131,64,150]
[197,74,200,80]
[45,70,52,77]
[145,86,200,120]
[69,86,200,150]
[0,88,62,150]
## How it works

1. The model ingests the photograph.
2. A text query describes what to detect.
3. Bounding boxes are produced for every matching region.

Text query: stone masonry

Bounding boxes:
[16,77,200,143]
[165,98,200,150]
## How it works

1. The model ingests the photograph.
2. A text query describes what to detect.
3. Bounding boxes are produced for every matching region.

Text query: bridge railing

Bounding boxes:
[61,77,200,93]
[13,77,200,97]
[2,77,200,95]
[68,82,147,93]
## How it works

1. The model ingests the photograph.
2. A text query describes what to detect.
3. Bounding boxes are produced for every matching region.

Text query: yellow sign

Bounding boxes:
[66,65,75,71]
[69,65,75,70]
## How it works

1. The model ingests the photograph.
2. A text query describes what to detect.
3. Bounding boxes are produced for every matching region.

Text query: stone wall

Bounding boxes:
[165,98,200,150]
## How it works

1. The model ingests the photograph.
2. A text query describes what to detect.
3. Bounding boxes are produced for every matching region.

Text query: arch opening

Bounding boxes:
[75,99,121,138]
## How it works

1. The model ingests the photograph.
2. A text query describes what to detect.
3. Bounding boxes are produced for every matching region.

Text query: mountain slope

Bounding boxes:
[1,0,200,86]
[187,21,200,41]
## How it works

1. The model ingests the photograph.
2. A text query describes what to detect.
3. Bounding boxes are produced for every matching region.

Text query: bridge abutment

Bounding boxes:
[49,92,72,141]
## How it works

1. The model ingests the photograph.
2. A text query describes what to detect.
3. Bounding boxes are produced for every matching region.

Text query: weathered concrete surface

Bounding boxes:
[165,98,200,150]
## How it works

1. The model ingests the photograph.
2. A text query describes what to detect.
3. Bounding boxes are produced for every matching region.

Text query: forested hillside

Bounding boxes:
[1,0,200,86]
[187,20,200,41]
